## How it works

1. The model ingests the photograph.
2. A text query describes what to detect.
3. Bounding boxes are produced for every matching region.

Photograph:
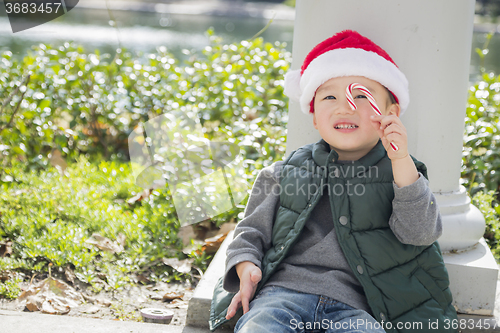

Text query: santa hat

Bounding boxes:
[284,30,409,115]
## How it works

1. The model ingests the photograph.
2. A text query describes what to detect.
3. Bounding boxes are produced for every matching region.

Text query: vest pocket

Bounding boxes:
[412,267,450,308]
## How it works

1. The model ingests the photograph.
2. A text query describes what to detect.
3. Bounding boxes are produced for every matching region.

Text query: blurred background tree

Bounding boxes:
[476,0,500,19]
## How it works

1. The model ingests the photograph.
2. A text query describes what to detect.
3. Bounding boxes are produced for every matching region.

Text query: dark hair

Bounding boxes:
[386,88,398,106]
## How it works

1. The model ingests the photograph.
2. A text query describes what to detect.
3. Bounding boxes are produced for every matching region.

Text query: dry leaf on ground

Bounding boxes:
[85,233,124,253]
[182,222,236,256]
[18,277,84,315]
[170,299,189,309]
[64,265,76,284]
[197,222,236,255]
[0,270,12,282]
[198,233,227,255]
[81,293,111,307]
[149,294,163,301]
[126,189,151,205]
[0,239,13,257]
[162,258,193,274]
[134,273,151,285]
[83,305,101,314]
[117,233,126,246]
[178,225,197,247]
[162,292,184,302]
[218,222,237,235]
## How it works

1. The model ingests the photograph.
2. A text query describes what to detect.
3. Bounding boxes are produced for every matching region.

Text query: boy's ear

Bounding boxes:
[388,103,401,117]
[312,111,318,129]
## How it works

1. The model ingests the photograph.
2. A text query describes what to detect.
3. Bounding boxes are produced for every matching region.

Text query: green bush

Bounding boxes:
[462,70,500,195]
[0,273,22,299]
[463,34,500,262]
[0,157,192,290]
[0,31,291,296]
[462,33,500,196]
[0,30,290,179]
[472,191,500,259]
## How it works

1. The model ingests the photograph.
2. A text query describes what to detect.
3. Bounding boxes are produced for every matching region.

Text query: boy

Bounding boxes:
[210,30,457,332]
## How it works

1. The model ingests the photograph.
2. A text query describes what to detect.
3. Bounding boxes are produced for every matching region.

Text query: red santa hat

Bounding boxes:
[284,30,409,115]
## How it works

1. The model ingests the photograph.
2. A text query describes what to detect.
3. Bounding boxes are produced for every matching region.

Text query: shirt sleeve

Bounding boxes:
[388,172,443,246]
[223,161,282,293]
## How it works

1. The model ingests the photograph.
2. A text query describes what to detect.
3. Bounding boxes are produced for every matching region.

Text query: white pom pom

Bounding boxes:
[283,70,302,102]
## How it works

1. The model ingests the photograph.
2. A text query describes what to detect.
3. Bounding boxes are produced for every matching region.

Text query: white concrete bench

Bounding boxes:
[186,231,236,331]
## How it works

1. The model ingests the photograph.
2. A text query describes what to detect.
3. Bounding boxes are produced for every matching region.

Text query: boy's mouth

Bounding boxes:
[334,122,359,131]
[334,124,358,129]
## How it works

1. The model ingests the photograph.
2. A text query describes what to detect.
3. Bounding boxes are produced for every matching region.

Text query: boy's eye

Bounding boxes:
[323,95,336,100]
[354,94,367,99]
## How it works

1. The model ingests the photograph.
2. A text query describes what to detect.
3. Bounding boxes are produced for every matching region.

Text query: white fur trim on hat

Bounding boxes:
[283,70,302,103]
[285,48,409,115]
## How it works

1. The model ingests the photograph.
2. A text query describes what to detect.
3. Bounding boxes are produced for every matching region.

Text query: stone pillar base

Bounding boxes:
[443,238,499,315]
[435,186,486,252]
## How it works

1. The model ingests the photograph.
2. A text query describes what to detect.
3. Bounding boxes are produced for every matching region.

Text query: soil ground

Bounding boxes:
[0,277,194,326]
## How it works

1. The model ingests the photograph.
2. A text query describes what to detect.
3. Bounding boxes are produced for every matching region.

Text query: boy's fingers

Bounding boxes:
[370,116,382,128]
[250,268,262,284]
[384,124,407,144]
[241,292,250,314]
[379,119,396,130]
[383,124,402,137]
[226,292,242,320]
[239,283,254,314]
[375,126,386,139]
[387,132,404,144]
[229,266,261,318]
[372,114,401,129]
[226,308,235,320]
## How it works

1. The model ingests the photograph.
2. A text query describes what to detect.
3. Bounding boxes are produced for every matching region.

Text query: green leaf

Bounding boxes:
[38,99,51,110]
[22,110,37,120]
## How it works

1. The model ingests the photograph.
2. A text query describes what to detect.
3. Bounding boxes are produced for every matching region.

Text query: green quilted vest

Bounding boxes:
[210,139,458,332]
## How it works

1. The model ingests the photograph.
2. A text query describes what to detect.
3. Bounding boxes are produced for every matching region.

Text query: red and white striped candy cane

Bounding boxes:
[345,83,399,151]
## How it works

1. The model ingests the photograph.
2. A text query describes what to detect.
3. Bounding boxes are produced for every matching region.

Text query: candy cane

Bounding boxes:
[346,83,399,151]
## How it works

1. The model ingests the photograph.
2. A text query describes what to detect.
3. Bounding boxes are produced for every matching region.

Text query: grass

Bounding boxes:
[0,156,209,298]
[472,191,500,260]
[0,273,22,299]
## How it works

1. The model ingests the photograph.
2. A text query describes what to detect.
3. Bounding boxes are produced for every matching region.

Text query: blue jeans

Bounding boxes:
[235,286,386,333]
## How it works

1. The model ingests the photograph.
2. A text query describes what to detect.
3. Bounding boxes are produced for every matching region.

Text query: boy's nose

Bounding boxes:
[335,97,355,114]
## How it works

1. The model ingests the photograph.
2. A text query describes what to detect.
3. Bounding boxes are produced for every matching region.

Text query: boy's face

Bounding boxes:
[313,76,400,161]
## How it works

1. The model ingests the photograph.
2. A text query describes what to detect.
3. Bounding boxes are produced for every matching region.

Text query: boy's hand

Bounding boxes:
[370,114,419,187]
[370,114,408,160]
[225,261,262,320]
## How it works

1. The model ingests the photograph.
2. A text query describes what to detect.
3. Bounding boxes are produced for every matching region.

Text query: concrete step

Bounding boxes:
[187,231,236,330]
[0,308,210,333]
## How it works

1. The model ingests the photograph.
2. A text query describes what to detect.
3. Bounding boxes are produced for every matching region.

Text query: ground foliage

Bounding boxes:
[463,34,500,196]
[0,30,290,299]
[0,29,289,173]
[0,158,193,294]
[463,33,500,259]
[472,191,500,259]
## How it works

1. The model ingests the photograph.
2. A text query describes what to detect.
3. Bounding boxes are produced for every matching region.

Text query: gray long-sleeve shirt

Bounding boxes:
[223,160,442,313]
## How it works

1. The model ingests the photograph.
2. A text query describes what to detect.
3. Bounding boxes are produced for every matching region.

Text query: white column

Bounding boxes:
[286,0,498,315]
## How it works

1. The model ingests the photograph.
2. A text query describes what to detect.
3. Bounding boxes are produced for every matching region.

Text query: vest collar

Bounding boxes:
[311,139,387,169]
